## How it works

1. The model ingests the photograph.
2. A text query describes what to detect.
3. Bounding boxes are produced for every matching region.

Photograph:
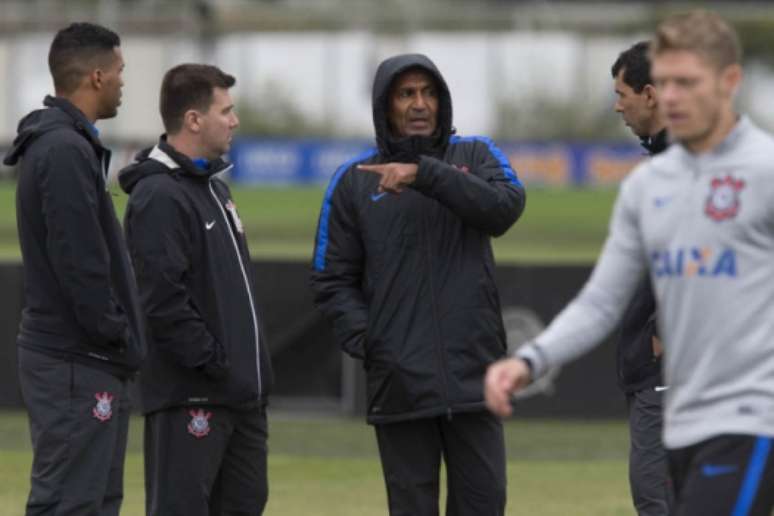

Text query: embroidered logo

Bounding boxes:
[453,164,470,173]
[205,220,216,230]
[187,409,212,438]
[705,175,745,221]
[225,200,244,234]
[370,192,387,202]
[92,392,114,422]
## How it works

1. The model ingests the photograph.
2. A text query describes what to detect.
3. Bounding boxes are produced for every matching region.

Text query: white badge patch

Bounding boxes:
[92,392,114,422]
[225,200,244,234]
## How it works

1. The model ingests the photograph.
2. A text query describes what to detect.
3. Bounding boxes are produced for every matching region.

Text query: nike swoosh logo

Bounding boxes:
[701,464,738,477]
[205,221,216,230]
[371,192,387,202]
[653,196,673,208]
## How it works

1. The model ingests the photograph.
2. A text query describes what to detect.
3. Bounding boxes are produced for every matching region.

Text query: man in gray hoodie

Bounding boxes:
[486,10,774,516]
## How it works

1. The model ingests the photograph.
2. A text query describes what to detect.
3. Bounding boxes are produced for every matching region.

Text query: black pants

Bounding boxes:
[18,347,131,516]
[668,434,774,516]
[144,404,268,516]
[374,411,506,516]
[627,388,673,515]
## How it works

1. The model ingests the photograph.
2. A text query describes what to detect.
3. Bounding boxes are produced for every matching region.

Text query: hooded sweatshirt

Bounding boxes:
[311,53,526,424]
[3,96,145,377]
[119,139,272,413]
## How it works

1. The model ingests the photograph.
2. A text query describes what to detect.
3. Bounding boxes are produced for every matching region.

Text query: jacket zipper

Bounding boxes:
[421,203,452,419]
[208,178,262,399]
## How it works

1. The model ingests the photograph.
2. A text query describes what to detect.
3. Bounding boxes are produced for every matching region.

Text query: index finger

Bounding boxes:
[357,164,386,173]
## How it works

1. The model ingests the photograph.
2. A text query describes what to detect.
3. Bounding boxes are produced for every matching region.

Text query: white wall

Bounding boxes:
[3,30,774,143]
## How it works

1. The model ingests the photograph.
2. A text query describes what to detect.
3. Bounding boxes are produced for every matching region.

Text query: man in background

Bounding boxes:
[3,23,145,515]
[487,10,774,515]
[120,64,272,516]
[611,40,672,516]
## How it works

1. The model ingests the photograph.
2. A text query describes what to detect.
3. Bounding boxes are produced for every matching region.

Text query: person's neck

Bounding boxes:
[648,119,667,140]
[60,91,98,124]
[684,109,738,155]
[165,134,209,161]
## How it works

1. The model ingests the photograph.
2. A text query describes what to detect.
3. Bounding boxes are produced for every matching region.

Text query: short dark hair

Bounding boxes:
[611,41,652,93]
[48,22,120,95]
[160,64,236,134]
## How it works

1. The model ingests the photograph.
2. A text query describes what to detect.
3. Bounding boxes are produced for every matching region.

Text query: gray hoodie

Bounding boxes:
[518,117,774,449]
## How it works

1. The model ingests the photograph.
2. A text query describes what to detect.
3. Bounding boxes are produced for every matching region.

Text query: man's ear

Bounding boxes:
[183,110,201,133]
[720,63,743,97]
[89,68,103,91]
[643,84,658,109]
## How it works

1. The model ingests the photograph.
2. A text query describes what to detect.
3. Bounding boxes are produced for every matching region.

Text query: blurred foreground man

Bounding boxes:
[119,64,273,516]
[611,41,672,515]
[311,53,525,516]
[487,11,774,516]
[3,23,145,515]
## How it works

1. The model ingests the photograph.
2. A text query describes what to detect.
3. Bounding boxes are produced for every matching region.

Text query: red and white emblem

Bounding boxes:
[225,200,244,234]
[187,409,212,438]
[92,392,114,422]
[705,175,745,221]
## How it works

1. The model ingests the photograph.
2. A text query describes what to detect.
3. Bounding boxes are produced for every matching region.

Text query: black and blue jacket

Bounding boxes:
[616,128,668,393]
[310,54,526,424]
[119,140,273,413]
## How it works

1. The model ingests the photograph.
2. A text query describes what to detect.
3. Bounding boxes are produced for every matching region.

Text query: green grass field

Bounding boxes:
[0,182,617,263]
[0,411,633,515]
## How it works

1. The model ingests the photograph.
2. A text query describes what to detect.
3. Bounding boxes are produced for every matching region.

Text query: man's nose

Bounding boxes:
[411,93,428,111]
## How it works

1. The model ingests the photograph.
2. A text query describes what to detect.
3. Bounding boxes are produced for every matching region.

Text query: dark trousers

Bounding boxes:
[668,434,774,516]
[144,404,268,516]
[627,388,673,515]
[18,347,131,516]
[374,411,506,516]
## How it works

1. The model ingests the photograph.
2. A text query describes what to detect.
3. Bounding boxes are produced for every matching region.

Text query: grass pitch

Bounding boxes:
[0,182,616,263]
[0,410,634,515]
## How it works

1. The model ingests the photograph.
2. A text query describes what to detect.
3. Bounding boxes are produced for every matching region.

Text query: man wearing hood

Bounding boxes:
[118,64,272,516]
[311,53,526,515]
[3,23,145,515]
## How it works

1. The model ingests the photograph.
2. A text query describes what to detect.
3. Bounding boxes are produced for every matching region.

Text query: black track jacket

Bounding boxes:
[119,140,272,413]
[616,129,668,393]
[311,54,526,424]
[3,96,145,377]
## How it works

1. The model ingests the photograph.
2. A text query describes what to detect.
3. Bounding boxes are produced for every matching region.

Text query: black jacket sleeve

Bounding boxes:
[411,138,526,236]
[310,171,369,359]
[125,179,227,378]
[39,142,129,348]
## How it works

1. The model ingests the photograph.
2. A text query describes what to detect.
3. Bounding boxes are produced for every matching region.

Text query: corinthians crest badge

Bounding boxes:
[187,409,212,438]
[92,392,114,422]
[225,200,245,234]
[705,175,745,221]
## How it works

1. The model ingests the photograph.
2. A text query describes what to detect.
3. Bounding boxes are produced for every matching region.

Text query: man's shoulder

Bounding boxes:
[33,126,93,158]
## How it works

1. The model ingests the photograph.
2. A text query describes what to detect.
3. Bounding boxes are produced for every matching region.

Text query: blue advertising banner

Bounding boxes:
[228,137,646,188]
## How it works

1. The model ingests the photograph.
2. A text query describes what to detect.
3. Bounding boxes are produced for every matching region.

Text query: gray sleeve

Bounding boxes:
[517,172,649,378]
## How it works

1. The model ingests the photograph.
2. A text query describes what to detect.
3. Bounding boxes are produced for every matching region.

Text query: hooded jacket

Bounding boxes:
[119,139,273,414]
[3,96,145,377]
[311,54,526,424]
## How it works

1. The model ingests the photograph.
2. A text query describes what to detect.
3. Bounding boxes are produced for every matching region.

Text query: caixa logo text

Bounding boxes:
[651,247,737,278]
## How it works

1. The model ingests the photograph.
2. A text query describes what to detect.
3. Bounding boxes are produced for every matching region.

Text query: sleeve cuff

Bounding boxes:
[514,341,549,379]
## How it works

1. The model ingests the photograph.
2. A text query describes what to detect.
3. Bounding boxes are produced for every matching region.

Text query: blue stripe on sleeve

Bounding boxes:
[732,436,773,516]
[450,135,522,186]
[313,148,378,272]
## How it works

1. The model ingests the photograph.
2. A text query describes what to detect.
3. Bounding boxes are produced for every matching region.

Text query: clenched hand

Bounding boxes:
[484,358,532,417]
